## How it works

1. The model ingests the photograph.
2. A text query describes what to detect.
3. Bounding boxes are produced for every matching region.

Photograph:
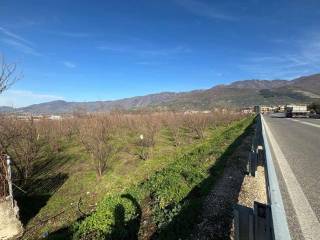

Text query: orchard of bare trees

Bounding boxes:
[0,55,248,190]
[0,111,246,181]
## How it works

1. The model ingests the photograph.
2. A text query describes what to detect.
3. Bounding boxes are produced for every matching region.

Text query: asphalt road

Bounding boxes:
[263,115,320,240]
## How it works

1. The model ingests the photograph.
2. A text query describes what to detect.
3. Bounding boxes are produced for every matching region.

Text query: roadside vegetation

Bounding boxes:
[308,102,320,114]
[0,110,253,239]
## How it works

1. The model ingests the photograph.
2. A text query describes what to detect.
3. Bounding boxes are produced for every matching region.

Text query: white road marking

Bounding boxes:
[289,119,320,128]
[263,117,320,240]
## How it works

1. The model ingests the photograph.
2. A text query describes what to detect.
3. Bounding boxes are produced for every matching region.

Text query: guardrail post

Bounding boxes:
[248,150,257,177]
[254,201,272,240]
[257,145,264,165]
[234,205,254,240]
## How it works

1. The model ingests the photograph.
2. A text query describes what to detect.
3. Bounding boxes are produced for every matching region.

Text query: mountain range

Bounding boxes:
[1,73,320,114]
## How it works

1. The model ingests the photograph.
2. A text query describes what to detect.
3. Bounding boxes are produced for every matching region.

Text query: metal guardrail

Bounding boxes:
[260,114,291,240]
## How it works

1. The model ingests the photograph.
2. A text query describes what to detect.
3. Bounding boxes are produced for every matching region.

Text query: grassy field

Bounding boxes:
[61,118,252,239]
[71,116,254,240]
[1,112,253,239]
[22,133,204,239]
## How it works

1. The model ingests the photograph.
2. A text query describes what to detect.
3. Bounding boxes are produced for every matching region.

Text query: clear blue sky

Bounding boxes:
[1,0,320,107]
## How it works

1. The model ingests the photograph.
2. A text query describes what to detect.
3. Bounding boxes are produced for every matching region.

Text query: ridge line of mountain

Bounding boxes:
[1,73,319,114]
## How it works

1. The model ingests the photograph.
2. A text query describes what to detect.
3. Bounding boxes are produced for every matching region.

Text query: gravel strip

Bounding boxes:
[237,166,267,208]
[190,129,253,240]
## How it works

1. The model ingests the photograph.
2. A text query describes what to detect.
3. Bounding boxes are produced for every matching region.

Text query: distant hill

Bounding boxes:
[0,106,15,112]
[1,73,319,114]
[227,79,291,89]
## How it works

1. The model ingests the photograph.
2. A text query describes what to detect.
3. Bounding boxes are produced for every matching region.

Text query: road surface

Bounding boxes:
[263,115,320,240]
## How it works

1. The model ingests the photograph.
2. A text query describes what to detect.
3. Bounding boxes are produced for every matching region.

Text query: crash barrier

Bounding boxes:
[234,115,291,240]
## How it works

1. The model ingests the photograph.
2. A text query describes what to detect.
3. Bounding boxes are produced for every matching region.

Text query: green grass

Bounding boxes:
[72,116,254,240]
[23,119,234,239]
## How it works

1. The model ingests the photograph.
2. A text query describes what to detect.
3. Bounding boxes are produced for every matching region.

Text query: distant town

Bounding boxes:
[1,103,319,122]
[241,103,320,118]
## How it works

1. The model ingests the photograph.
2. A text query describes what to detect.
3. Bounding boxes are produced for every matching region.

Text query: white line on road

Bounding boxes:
[263,117,320,240]
[289,119,320,128]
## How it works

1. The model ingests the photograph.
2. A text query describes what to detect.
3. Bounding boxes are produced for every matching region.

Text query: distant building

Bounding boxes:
[184,110,199,115]
[16,114,43,121]
[184,110,211,114]
[240,107,253,114]
[48,115,62,120]
[261,106,273,113]
[254,105,275,114]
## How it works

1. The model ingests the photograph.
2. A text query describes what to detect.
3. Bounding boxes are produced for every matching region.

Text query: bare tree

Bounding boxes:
[131,114,160,160]
[162,112,184,147]
[184,113,211,139]
[3,118,42,185]
[0,117,21,154]
[0,55,20,94]
[79,115,117,177]
[0,55,20,164]
[37,119,64,153]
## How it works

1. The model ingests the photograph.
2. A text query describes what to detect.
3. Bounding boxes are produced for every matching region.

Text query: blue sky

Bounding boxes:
[1,0,320,107]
